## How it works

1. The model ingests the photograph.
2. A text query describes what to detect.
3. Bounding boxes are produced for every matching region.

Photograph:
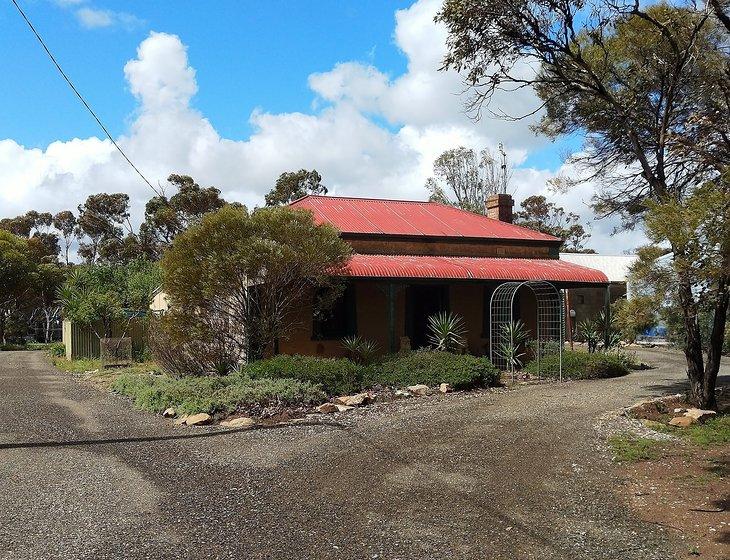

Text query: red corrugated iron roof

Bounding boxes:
[290,195,559,242]
[339,254,608,284]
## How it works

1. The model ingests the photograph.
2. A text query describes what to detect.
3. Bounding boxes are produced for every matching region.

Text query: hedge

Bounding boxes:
[523,350,630,380]
[111,371,326,415]
[243,354,363,396]
[363,351,499,390]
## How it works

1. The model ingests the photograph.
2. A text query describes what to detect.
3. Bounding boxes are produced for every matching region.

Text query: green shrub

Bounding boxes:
[363,350,499,390]
[524,350,629,379]
[111,371,326,415]
[48,342,66,357]
[0,343,27,351]
[243,354,363,396]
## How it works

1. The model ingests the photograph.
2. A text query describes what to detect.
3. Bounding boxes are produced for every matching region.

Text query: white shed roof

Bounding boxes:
[559,253,637,283]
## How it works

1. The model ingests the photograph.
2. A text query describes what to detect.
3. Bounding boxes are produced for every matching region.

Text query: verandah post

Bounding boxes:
[387,282,396,353]
[604,284,611,349]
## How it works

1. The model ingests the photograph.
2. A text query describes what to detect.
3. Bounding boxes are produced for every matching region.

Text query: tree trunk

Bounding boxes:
[703,280,729,410]
[677,271,709,407]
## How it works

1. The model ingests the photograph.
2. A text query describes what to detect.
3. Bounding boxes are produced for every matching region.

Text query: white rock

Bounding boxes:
[173,415,188,426]
[316,403,338,414]
[335,404,355,412]
[220,417,255,429]
[185,413,212,426]
[439,383,452,394]
[162,407,176,418]
[394,389,412,398]
[334,393,370,407]
[669,415,696,428]
[407,384,430,396]
[673,408,686,414]
[683,408,717,423]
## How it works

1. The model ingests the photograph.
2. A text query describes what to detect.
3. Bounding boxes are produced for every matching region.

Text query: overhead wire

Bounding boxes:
[10,0,163,197]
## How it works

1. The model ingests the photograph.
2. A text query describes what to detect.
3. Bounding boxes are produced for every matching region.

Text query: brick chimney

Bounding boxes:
[486,193,514,223]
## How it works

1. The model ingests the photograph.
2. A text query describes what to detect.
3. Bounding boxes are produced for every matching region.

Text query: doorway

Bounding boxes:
[406,284,449,349]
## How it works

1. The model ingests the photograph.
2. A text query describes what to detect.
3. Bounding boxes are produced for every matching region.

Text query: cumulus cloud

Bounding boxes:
[0,0,642,254]
[74,6,143,30]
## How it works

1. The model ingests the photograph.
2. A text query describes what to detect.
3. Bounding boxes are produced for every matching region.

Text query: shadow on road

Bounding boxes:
[0,420,343,450]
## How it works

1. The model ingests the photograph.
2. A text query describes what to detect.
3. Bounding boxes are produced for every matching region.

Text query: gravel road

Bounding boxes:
[0,348,726,560]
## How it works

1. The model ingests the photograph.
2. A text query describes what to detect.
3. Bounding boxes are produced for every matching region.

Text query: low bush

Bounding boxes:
[524,350,630,379]
[243,354,363,396]
[47,342,66,357]
[363,350,499,390]
[111,371,326,415]
[0,343,27,351]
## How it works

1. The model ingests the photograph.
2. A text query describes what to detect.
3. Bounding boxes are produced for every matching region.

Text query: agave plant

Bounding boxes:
[496,319,530,372]
[578,320,600,353]
[341,335,379,365]
[427,311,466,352]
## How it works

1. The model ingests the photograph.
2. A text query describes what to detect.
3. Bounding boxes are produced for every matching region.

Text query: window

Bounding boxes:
[313,283,357,340]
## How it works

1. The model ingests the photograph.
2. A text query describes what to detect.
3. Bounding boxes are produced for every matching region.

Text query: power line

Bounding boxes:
[10,0,162,197]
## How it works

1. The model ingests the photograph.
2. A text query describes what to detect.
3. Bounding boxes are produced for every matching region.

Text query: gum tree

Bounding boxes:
[437,0,729,408]
[161,205,351,370]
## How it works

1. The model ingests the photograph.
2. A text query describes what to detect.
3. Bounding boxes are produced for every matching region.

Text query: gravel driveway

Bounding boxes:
[0,348,726,560]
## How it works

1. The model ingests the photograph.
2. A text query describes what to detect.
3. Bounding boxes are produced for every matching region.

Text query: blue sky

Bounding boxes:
[2,1,410,146]
[0,0,643,253]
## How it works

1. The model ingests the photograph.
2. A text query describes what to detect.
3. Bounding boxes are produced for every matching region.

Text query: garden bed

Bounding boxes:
[603,390,729,559]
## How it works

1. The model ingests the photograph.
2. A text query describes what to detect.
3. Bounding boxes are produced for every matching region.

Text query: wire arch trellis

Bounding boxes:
[489,280,564,381]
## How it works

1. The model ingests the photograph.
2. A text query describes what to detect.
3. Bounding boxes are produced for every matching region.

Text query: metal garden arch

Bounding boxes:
[489,280,564,381]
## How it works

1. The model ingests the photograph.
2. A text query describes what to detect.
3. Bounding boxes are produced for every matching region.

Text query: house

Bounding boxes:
[276,194,609,359]
[559,253,638,332]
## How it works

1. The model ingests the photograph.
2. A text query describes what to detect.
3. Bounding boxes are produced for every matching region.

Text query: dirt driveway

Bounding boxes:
[0,348,725,559]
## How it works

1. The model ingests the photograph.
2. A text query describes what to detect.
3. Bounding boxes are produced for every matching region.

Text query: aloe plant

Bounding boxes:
[341,335,379,365]
[496,319,530,372]
[427,311,466,352]
[578,320,600,353]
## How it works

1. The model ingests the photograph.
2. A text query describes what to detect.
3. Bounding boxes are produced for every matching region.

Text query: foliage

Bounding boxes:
[243,354,362,396]
[58,260,160,339]
[75,193,134,264]
[111,370,326,415]
[265,169,327,206]
[0,231,37,344]
[426,311,466,352]
[577,320,600,353]
[495,319,530,370]
[632,180,730,407]
[161,204,352,364]
[607,435,663,463]
[341,336,379,365]
[682,415,730,447]
[437,0,729,410]
[424,145,510,213]
[526,339,561,360]
[514,195,593,252]
[47,341,66,357]
[138,174,227,258]
[52,210,76,265]
[363,351,499,390]
[612,296,658,342]
[524,350,630,380]
[148,313,237,378]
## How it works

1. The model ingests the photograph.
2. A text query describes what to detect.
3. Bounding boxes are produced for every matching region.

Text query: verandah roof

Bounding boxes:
[338,254,609,285]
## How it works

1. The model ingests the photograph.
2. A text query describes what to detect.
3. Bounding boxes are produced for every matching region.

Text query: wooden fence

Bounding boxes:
[62,318,147,360]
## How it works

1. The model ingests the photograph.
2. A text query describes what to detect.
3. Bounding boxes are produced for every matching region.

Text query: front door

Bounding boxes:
[406,284,449,349]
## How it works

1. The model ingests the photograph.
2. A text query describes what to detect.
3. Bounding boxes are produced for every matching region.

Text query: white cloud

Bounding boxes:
[75,7,143,30]
[1,0,642,255]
